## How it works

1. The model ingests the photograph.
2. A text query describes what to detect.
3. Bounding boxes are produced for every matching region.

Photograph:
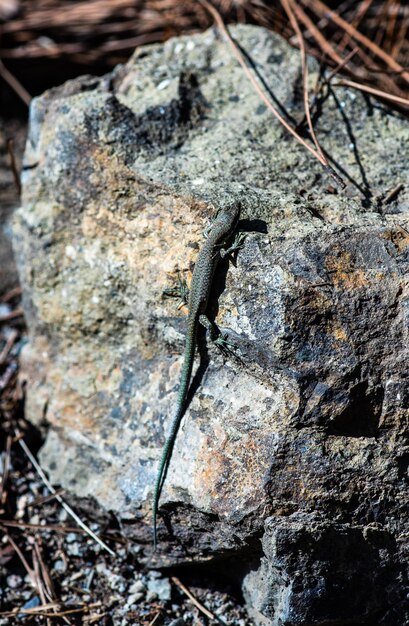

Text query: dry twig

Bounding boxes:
[1,287,22,303]
[0,307,24,322]
[171,576,219,622]
[0,1,407,114]
[302,0,409,85]
[280,0,324,159]
[199,0,345,187]
[0,58,31,105]
[0,329,18,364]
[6,139,21,196]
[0,435,12,508]
[15,431,116,557]
[2,532,38,590]
[333,78,409,107]
[384,183,404,204]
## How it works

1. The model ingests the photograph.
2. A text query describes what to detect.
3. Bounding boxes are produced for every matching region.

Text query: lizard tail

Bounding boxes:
[153,319,197,550]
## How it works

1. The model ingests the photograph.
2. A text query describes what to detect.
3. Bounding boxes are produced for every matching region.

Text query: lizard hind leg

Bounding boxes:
[199,314,237,357]
[220,231,246,259]
[163,271,189,309]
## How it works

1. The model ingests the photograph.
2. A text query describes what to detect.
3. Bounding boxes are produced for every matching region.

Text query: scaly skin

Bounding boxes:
[153,204,242,549]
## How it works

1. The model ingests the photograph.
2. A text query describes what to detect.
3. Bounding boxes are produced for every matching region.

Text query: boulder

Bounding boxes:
[13,24,409,625]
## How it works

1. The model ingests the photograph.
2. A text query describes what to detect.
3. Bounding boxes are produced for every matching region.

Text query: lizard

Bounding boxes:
[153,202,244,549]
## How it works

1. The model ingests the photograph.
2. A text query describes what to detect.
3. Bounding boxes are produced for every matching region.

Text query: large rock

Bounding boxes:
[14,24,409,625]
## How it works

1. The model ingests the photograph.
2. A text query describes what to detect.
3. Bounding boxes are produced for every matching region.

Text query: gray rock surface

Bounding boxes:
[243,514,404,625]
[13,24,409,625]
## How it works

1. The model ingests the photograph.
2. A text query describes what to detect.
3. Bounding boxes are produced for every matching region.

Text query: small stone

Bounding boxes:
[128,579,145,594]
[66,542,81,556]
[126,591,144,605]
[15,495,28,518]
[96,563,111,577]
[18,596,40,617]
[7,574,22,589]
[0,304,11,317]
[108,574,126,593]
[53,560,66,573]
[146,574,171,602]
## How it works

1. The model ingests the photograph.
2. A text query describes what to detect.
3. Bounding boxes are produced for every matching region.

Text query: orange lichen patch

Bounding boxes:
[216,306,237,326]
[332,324,348,342]
[382,228,409,254]
[93,365,122,391]
[195,429,275,516]
[44,377,101,431]
[81,147,173,236]
[373,270,388,282]
[197,449,226,500]
[325,249,368,290]
[91,147,151,206]
[59,401,96,431]
[297,479,322,503]
[291,285,332,327]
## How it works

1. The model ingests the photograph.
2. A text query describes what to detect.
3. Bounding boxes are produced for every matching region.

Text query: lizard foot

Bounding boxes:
[163,272,189,309]
[199,314,239,358]
[213,332,238,357]
[220,232,246,259]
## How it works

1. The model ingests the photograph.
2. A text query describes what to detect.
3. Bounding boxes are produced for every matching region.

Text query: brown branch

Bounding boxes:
[0,329,18,364]
[337,0,375,55]
[0,603,96,618]
[2,532,38,590]
[1,287,22,302]
[0,435,12,507]
[391,11,409,59]
[302,0,409,84]
[32,542,52,626]
[1,519,127,544]
[287,1,344,67]
[325,47,359,83]
[384,183,404,204]
[0,308,24,322]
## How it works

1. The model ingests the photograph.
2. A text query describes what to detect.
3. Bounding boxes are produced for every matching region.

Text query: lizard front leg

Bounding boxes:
[163,271,189,309]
